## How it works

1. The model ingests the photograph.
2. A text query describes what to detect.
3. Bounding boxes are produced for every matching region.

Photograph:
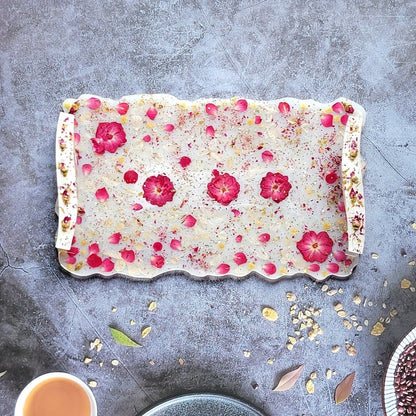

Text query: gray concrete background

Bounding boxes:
[1,0,415,415]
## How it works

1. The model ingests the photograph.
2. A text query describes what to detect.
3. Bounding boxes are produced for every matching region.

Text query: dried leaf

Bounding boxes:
[0,370,7,379]
[273,364,305,392]
[335,372,355,404]
[109,327,142,347]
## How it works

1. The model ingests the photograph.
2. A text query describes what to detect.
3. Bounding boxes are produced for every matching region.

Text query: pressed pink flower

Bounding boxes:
[87,253,102,268]
[179,156,191,168]
[82,164,92,175]
[235,234,243,243]
[164,123,174,132]
[65,256,77,265]
[120,248,135,263]
[263,263,277,275]
[170,239,182,250]
[296,231,334,263]
[89,243,100,254]
[278,102,290,114]
[86,97,101,110]
[146,106,158,120]
[183,215,196,227]
[254,115,262,124]
[153,242,163,251]
[67,246,80,257]
[91,122,126,154]
[332,102,344,113]
[326,263,340,274]
[206,125,215,137]
[216,263,230,275]
[262,150,274,164]
[205,103,218,116]
[151,254,165,268]
[74,133,80,145]
[101,258,115,272]
[116,102,129,115]
[233,252,247,265]
[108,232,122,244]
[341,114,349,125]
[321,114,334,128]
[143,174,176,207]
[333,250,346,262]
[258,233,270,243]
[207,170,240,206]
[235,99,248,112]
[260,172,292,203]
[95,187,109,202]
[308,264,320,272]
[143,135,151,142]
[132,203,143,211]
[325,169,338,184]
[124,170,138,184]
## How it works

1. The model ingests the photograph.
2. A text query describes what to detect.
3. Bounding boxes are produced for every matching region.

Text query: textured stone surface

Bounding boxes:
[0,1,415,415]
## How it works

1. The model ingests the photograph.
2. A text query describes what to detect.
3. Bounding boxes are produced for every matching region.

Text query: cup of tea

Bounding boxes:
[14,372,97,416]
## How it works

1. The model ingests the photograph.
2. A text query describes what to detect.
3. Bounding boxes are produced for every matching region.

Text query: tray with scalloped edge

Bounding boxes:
[55,94,365,281]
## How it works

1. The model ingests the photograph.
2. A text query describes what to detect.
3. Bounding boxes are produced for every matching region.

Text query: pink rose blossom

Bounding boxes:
[233,252,247,265]
[86,97,101,110]
[296,231,334,263]
[87,253,102,268]
[207,170,240,206]
[260,172,292,203]
[120,248,135,263]
[216,263,230,275]
[91,122,126,154]
[116,102,129,115]
[101,258,115,272]
[205,103,218,116]
[278,102,290,114]
[146,106,158,120]
[234,99,248,112]
[183,215,197,227]
[108,232,122,244]
[143,174,176,207]
[151,255,165,268]
[124,170,139,184]
[95,187,109,202]
[263,263,277,275]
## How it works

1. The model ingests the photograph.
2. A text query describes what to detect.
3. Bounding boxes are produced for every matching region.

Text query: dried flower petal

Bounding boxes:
[109,327,142,347]
[335,372,355,404]
[273,364,304,392]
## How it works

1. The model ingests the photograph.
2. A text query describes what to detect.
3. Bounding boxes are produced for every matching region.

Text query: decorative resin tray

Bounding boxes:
[55,94,365,281]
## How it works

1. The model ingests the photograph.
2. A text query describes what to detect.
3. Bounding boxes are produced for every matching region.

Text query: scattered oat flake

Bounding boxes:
[273,364,304,392]
[321,284,328,292]
[267,359,275,365]
[243,350,251,358]
[306,379,315,394]
[111,307,117,312]
[332,345,340,353]
[0,370,7,379]
[141,326,151,338]
[179,358,184,365]
[148,301,157,311]
[111,359,119,366]
[83,357,92,364]
[286,292,297,302]
[352,295,361,305]
[346,343,357,356]
[371,253,379,259]
[310,371,317,379]
[410,260,416,266]
[333,302,343,312]
[412,222,416,229]
[130,320,136,325]
[88,380,98,388]
[262,307,278,321]
[326,369,333,379]
[371,321,385,336]
[149,360,155,366]
[401,278,411,289]
[335,372,355,404]
[327,289,337,296]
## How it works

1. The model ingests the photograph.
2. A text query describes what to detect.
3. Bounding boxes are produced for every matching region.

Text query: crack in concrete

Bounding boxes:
[0,240,28,276]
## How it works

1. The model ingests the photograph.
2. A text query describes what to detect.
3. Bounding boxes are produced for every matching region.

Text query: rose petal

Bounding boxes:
[278,102,290,114]
[150,254,165,268]
[206,125,215,137]
[116,102,129,115]
[153,242,163,251]
[332,102,344,114]
[337,201,346,213]
[87,253,102,268]
[82,164,92,175]
[321,114,334,127]
[65,256,77,265]
[146,106,158,120]
[308,264,320,272]
[120,248,135,263]
[170,239,182,251]
[183,215,197,227]
[333,250,346,262]
[231,209,241,218]
[143,135,151,142]
[124,170,138,184]
[233,252,247,265]
[254,115,262,124]
[101,258,115,272]
[341,114,349,125]
[235,99,248,112]
[95,187,109,202]
[325,169,338,184]
[262,150,274,164]
[205,103,218,116]
[108,232,122,244]
[216,263,230,275]
[86,97,101,110]
[88,243,100,254]
[74,133,80,145]
[164,124,174,132]
[179,156,191,168]
[258,233,271,243]
[263,263,277,275]
[235,235,243,243]
[326,263,340,274]
[132,203,143,211]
